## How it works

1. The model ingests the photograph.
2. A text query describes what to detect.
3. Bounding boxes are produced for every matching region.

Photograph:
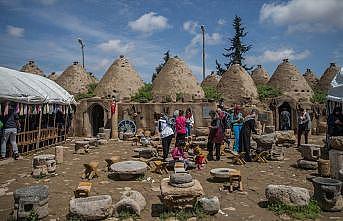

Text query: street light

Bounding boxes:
[77,38,85,69]
[200,25,205,81]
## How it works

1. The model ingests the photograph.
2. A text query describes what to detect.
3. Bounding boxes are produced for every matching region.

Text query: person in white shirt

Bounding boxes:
[158,113,174,159]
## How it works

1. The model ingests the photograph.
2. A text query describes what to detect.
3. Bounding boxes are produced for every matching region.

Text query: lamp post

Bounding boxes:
[200,25,205,81]
[77,38,85,69]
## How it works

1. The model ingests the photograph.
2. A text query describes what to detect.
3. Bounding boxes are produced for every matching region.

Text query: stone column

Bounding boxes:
[111,103,119,139]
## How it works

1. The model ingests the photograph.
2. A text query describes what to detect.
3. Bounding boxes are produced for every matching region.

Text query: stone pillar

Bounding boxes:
[111,103,119,139]
[54,146,64,164]
[329,149,343,179]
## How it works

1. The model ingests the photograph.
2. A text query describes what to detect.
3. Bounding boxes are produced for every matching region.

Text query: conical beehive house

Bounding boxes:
[318,63,340,92]
[48,72,59,81]
[201,72,221,88]
[303,68,318,89]
[20,60,44,76]
[251,65,269,85]
[268,59,313,102]
[152,57,204,102]
[94,55,144,99]
[56,61,94,95]
[217,64,258,105]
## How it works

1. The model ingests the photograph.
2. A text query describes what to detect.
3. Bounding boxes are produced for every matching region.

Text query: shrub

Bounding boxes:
[311,89,327,104]
[202,86,221,101]
[257,85,281,100]
[74,83,98,101]
[131,83,153,103]
[176,93,183,102]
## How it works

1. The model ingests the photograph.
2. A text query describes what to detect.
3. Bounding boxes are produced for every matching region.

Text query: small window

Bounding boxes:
[295,89,298,92]
[301,90,305,92]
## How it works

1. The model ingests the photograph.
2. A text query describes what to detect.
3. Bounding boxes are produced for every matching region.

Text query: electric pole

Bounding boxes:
[77,38,85,69]
[200,25,205,81]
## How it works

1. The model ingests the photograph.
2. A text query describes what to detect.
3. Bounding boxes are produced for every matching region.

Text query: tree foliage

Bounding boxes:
[311,89,327,104]
[74,83,98,101]
[131,83,153,103]
[202,85,222,101]
[152,50,170,82]
[215,59,226,76]
[257,85,281,101]
[222,15,252,71]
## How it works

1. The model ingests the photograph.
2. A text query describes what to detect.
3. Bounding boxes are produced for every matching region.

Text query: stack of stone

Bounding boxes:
[32,154,56,178]
[160,173,204,209]
[297,144,321,170]
[96,127,111,144]
[329,136,343,179]
[13,185,49,220]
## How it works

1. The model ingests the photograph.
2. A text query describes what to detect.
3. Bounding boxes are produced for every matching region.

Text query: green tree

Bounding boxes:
[131,83,153,103]
[215,59,226,76]
[222,15,252,71]
[152,50,170,82]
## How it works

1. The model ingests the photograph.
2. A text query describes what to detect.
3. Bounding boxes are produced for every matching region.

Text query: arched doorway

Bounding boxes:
[278,102,292,130]
[90,104,104,136]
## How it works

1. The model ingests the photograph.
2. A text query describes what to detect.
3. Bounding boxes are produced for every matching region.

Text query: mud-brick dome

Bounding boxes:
[94,55,144,99]
[151,57,204,102]
[201,72,221,88]
[56,61,94,95]
[268,59,313,102]
[318,63,340,92]
[251,65,270,85]
[48,72,59,81]
[217,64,258,105]
[303,68,319,89]
[20,60,44,76]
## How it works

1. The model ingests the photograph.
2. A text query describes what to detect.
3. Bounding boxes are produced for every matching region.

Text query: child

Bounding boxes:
[171,140,190,170]
[194,146,207,170]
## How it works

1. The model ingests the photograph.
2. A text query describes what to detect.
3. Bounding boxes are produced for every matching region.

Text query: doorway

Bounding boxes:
[278,102,292,130]
[90,104,104,136]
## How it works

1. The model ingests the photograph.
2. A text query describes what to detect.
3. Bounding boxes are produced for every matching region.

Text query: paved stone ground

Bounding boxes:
[0,135,342,221]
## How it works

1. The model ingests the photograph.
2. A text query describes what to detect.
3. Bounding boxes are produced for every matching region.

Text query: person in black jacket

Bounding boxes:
[328,106,343,136]
[239,110,257,162]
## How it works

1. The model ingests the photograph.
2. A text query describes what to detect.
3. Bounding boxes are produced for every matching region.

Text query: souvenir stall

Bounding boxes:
[0,67,75,156]
[327,67,343,113]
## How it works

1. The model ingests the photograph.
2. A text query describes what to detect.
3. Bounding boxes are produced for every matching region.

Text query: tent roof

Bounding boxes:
[0,67,75,104]
[327,67,343,103]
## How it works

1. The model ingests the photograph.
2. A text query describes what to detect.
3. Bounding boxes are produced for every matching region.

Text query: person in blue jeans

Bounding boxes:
[1,102,20,160]
[231,105,243,153]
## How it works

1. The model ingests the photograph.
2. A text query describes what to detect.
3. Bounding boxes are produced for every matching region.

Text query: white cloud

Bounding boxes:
[183,20,199,34]
[246,48,311,64]
[93,58,111,71]
[98,39,134,54]
[128,12,169,33]
[217,18,226,26]
[185,33,222,58]
[6,25,24,37]
[260,0,343,33]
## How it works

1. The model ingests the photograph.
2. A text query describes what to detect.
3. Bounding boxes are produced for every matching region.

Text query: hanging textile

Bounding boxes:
[19,103,24,116]
[15,103,19,114]
[4,102,9,116]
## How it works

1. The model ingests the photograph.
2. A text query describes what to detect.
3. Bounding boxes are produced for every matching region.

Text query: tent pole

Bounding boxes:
[23,104,28,153]
[64,105,69,142]
[36,106,42,150]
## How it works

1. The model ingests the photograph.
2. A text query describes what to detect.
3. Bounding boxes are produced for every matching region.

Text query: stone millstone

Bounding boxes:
[110,161,147,180]
[133,147,158,159]
[170,173,193,184]
[210,168,239,179]
[265,184,310,206]
[113,190,146,216]
[69,195,112,220]
[84,138,98,147]
[169,180,195,188]
[198,196,220,215]
[297,159,318,170]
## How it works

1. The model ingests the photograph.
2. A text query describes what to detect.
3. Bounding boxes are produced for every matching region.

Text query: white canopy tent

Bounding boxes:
[327,67,343,113]
[0,67,75,105]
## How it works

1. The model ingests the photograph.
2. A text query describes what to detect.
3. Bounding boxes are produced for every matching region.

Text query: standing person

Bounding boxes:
[327,106,343,136]
[280,108,291,130]
[297,108,311,147]
[207,110,225,161]
[239,109,257,161]
[0,102,20,160]
[158,113,174,160]
[185,108,194,140]
[217,106,233,150]
[231,105,243,153]
[175,110,187,143]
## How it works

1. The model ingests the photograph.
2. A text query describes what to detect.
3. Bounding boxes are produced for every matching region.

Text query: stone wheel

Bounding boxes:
[118,120,136,135]
[110,161,147,180]
[210,168,239,179]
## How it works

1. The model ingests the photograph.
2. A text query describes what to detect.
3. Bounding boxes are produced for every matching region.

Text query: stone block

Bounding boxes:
[69,195,113,220]
[297,159,318,170]
[113,190,146,216]
[198,196,220,215]
[195,127,209,137]
[32,154,55,168]
[265,126,275,134]
[265,184,310,206]
[252,133,275,151]
[270,145,285,161]
[301,144,321,161]
[275,130,296,145]
[330,136,343,150]
[32,165,48,178]
[75,141,90,154]
[54,146,64,164]
[46,160,56,173]
[329,149,343,179]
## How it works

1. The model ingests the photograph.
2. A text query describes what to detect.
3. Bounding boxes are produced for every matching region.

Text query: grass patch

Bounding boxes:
[267,199,321,220]
[118,210,139,221]
[26,210,39,221]
[159,204,207,221]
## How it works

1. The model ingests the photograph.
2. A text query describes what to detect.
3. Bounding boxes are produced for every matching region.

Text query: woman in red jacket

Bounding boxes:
[175,110,187,143]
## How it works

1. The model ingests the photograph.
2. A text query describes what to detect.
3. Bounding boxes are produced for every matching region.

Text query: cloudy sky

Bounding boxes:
[0,0,342,82]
